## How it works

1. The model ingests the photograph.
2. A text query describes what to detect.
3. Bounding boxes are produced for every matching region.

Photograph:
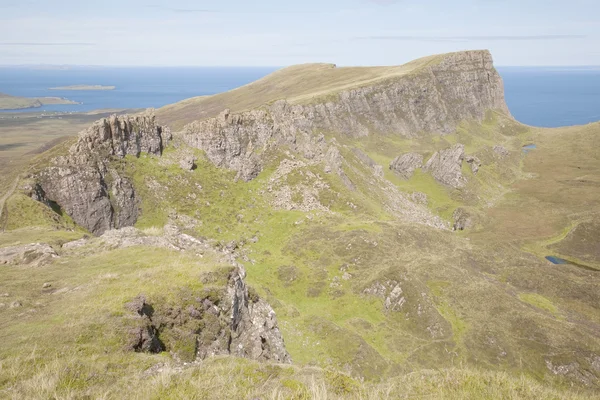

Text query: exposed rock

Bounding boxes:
[0,243,57,267]
[125,266,291,364]
[42,282,52,288]
[324,145,355,190]
[466,155,481,174]
[493,145,510,158]
[390,153,423,179]
[179,155,196,171]
[125,295,165,354]
[363,281,406,312]
[411,192,428,205]
[452,208,473,231]
[424,144,466,188]
[226,266,290,363]
[61,238,88,250]
[181,51,508,181]
[32,111,170,235]
[9,301,22,308]
[545,359,598,386]
[352,148,383,177]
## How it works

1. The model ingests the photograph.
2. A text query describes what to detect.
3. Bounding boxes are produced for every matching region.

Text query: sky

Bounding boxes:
[0,0,598,66]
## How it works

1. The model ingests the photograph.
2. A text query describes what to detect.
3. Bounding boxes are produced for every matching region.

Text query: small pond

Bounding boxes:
[545,256,569,264]
[522,144,537,153]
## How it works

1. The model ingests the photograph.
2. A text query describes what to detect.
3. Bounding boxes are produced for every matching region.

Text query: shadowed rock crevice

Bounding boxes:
[125,266,291,364]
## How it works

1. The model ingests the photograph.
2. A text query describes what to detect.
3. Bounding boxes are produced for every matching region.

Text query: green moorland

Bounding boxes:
[1,56,600,398]
[0,92,79,110]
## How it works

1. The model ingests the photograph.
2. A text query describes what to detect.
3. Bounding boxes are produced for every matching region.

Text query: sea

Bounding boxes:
[1,65,599,128]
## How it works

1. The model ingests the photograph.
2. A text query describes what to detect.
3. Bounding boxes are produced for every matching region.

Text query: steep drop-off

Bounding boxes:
[30,112,170,235]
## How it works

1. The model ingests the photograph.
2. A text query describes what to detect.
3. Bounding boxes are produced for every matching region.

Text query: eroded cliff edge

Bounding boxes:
[28,50,508,235]
[180,50,509,181]
[29,112,170,235]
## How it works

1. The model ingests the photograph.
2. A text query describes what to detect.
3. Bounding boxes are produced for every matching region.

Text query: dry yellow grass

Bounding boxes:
[156,52,451,130]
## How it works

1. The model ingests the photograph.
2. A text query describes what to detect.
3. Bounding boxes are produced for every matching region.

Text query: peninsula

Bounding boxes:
[0,92,79,110]
[49,84,115,91]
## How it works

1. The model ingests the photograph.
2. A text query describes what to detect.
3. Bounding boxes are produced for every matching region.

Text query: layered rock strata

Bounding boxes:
[32,112,170,235]
[181,51,508,181]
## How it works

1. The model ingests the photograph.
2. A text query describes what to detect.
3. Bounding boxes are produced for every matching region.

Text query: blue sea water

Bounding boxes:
[0,67,278,114]
[1,66,599,128]
[498,67,600,127]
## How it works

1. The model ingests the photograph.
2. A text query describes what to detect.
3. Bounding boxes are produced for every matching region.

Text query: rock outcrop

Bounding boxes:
[390,153,424,179]
[0,243,57,267]
[125,266,291,364]
[352,149,384,177]
[466,155,481,174]
[32,112,170,235]
[424,144,466,188]
[181,50,508,181]
[493,145,510,158]
[452,208,473,231]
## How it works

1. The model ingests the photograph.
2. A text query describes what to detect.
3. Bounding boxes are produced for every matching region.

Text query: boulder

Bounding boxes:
[466,155,482,174]
[452,208,473,231]
[0,243,57,267]
[179,155,196,171]
[424,144,466,188]
[390,153,423,179]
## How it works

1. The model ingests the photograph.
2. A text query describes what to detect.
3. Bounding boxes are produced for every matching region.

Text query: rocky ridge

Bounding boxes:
[30,112,170,235]
[180,51,507,183]
[62,226,291,363]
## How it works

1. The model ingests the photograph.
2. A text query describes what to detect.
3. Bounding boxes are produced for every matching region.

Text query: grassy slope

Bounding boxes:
[156,52,448,130]
[3,117,599,398]
[1,54,600,397]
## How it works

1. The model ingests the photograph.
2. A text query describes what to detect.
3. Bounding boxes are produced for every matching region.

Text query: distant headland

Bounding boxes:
[49,85,116,91]
[0,92,80,110]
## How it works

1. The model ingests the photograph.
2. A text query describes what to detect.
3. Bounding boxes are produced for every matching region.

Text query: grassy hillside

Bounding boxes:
[1,52,599,398]
[156,52,451,130]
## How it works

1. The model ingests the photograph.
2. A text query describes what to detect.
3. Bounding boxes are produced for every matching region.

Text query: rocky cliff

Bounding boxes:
[31,112,170,235]
[181,50,508,181]
[28,50,507,234]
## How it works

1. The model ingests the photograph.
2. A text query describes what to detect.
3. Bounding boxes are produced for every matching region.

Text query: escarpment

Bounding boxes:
[28,50,509,235]
[180,50,508,181]
[31,112,170,235]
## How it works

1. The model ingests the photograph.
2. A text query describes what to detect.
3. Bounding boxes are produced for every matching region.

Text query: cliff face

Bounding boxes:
[181,50,508,180]
[30,51,507,233]
[33,112,170,235]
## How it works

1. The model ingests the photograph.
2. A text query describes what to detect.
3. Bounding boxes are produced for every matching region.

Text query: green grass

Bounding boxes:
[518,293,559,316]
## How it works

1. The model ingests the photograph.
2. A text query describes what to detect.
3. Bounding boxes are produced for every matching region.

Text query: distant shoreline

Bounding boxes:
[0,92,80,110]
[49,85,116,91]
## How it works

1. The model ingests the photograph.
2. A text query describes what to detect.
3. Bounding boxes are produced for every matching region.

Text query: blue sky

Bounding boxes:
[0,0,598,66]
